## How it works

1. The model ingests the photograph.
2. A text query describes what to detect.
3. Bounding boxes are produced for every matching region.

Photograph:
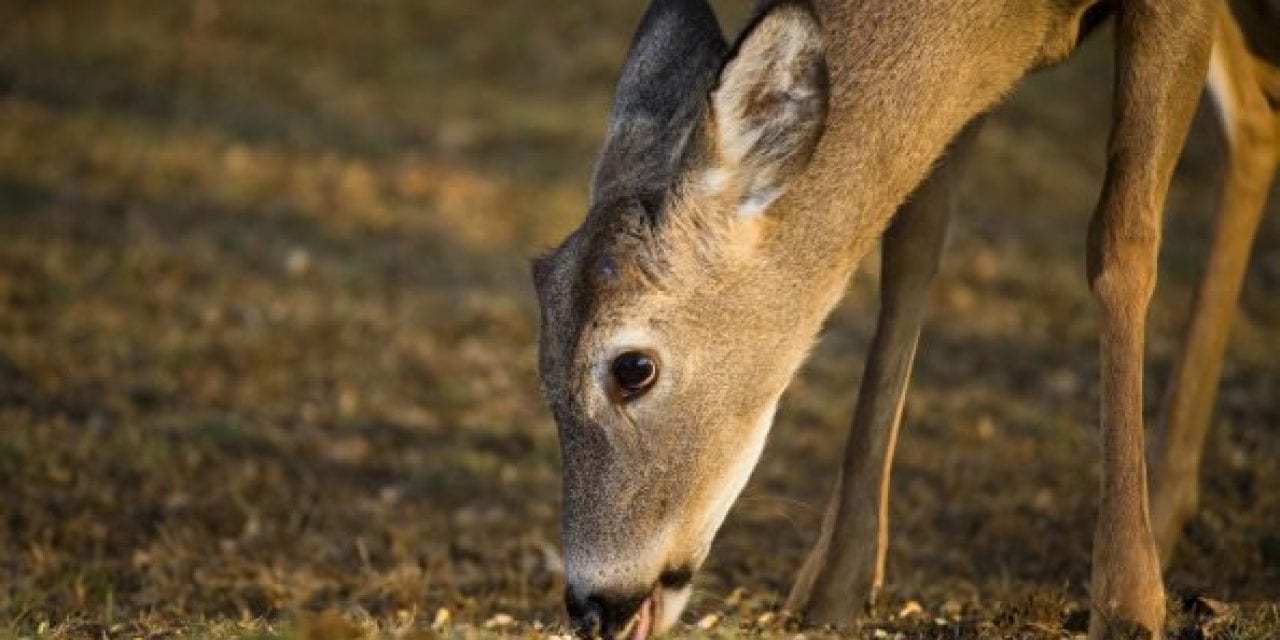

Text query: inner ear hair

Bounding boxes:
[710,0,828,216]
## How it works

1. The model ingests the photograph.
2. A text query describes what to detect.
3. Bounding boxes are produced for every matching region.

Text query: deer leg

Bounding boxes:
[1149,14,1280,567]
[1085,3,1211,638]
[788,121,981,625]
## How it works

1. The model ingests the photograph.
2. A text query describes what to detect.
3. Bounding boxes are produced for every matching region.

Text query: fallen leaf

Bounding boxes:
[484,613,515,629]
[432,608,450,629]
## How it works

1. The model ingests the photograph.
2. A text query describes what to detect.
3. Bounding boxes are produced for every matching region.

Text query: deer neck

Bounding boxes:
[768,1,1059,279]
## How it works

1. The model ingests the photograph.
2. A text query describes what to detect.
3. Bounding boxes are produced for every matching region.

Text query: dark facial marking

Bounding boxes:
[658,566,694,589]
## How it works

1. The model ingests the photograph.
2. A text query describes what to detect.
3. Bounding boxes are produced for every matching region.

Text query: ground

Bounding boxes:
[1,1,1278,639]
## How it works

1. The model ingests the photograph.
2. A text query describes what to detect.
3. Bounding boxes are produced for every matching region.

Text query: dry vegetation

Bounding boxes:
[1,1,1278,638]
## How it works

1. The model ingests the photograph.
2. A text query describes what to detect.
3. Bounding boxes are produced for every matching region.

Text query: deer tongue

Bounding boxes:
[625,588,658,640]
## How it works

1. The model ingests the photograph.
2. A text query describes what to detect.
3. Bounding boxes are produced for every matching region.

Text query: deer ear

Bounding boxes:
[592,0,727,205]
[709,1,828,217]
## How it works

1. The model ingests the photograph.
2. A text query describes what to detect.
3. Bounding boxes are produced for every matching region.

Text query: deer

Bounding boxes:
[531,0,1280,638]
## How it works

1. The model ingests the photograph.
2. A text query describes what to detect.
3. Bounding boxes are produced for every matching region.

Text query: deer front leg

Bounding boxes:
[788,122,980,626]
[1086,2,1211,638]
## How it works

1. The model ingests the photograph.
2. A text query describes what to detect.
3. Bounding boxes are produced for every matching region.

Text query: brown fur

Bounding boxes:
[534,1,1280,639]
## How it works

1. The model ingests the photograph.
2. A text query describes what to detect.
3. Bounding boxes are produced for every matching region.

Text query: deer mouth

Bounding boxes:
[617,570,693,640]
[618,589,659,640]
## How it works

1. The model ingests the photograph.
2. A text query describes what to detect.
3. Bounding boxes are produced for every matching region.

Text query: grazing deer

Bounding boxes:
[532,0,1280,638]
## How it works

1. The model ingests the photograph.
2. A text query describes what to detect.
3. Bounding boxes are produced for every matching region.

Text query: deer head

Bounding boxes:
[533,1,830,637]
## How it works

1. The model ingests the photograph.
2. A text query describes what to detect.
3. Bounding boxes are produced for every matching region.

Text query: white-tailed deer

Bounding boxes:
[532,1,1280,638]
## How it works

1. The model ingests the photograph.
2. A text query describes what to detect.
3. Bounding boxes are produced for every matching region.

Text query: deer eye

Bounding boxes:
[610,351,658,400]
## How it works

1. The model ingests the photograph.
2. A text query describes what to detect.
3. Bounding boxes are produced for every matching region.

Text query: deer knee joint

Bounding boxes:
[1230,118,1279,183]
[1086,220,1158,312]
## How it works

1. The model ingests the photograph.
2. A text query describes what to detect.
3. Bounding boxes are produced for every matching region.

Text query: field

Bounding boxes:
[1,1,1278,638]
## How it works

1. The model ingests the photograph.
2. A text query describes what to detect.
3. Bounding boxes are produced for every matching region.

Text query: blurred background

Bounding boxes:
[1,0,1277,637]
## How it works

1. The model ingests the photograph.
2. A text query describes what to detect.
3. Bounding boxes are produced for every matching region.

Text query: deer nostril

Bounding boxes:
[565,588,598,637]
[579,604,603,638]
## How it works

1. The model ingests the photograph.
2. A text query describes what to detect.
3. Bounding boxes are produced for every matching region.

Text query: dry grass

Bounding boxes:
[1,1,1278,638]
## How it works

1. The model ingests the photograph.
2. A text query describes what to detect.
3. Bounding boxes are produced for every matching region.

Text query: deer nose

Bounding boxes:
[565,586,647,638]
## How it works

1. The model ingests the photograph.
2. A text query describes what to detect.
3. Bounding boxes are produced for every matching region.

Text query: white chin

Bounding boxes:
[656,584,692,633]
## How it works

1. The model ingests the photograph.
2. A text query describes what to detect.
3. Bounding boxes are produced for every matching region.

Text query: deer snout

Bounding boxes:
[565,568,694,639]
[565,586,647,639]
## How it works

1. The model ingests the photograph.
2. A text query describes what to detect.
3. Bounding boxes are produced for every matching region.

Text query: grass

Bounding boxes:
[1,1,1278,638]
